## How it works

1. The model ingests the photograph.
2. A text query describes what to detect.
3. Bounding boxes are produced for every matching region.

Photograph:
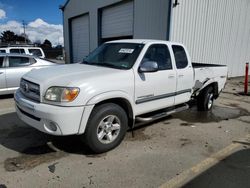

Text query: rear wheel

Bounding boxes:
[197,86,214,111]
[81,103,128,153]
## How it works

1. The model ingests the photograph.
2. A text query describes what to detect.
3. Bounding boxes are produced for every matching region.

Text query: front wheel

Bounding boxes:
[81,103,128,153]
[197,86,214,111]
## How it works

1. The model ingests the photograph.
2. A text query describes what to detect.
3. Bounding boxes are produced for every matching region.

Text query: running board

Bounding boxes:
[135,104,189,123]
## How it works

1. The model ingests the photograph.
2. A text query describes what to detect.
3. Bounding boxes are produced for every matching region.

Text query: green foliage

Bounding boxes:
[0,30,30,43]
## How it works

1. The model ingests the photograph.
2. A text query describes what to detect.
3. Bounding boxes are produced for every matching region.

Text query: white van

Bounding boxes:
[0,46,45,58]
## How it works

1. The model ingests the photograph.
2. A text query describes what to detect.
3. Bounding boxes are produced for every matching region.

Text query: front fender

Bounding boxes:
[77,90,134,134]
[86,90,134,106]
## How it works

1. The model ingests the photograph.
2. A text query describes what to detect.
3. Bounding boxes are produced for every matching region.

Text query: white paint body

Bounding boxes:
[0,47,45,58]
[14,40,228,136]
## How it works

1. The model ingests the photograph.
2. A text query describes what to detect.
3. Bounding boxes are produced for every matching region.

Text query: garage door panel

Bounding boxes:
[71,15,89,63]
[102,1,134,39]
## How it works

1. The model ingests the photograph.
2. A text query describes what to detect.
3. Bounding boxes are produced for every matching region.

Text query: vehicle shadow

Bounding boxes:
[0,94,14,100]
[182,148,250,188]
[0,112,93,156]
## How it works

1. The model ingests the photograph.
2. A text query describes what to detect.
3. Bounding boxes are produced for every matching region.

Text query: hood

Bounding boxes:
[23,63,135,106]
[24,63,116,84]
[23,63,133,91]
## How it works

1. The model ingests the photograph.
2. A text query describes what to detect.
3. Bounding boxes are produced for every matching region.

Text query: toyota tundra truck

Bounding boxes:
[14,39,228,153]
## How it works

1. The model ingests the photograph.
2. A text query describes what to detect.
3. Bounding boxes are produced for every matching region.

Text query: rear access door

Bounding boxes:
[171,45,193,104]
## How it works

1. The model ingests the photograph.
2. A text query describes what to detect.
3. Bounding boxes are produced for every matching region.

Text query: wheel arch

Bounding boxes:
[203,82,219,99]
[197,81,219,99]
[78,92,135,134]
[94,98,134,128]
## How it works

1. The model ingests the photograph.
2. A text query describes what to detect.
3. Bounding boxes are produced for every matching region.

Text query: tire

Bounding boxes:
[197,86,214,111]
[81,103,128,153]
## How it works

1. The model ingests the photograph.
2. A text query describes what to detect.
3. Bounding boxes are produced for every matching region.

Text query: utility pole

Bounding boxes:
[22,20,27,44]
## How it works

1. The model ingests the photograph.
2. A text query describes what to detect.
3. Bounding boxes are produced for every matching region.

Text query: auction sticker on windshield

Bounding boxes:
[118,48,134,54]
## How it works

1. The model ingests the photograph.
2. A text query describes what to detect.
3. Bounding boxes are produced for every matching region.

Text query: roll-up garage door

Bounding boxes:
[101,1,134,40]
[71,14,89,63]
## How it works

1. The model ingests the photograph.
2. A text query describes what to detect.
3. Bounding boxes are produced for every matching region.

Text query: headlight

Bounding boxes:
[44,87,80,102]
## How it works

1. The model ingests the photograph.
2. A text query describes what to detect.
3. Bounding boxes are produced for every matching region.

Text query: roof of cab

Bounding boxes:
[0,53,38,58]
[106,39,183,46]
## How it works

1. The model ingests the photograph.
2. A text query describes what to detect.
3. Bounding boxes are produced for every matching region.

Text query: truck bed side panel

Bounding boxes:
[193,63,228,94]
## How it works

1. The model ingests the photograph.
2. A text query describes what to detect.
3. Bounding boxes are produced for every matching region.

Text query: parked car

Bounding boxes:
[15,39,228,153]
[0,46,45,58]
[0,53,57,95]
[56,55,64,60]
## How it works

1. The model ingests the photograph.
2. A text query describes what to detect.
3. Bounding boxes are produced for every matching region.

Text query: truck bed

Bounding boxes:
[192,62,228,94]
[192,62,226,68]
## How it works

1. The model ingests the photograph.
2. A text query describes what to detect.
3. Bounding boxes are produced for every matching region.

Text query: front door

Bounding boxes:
[134,44,177,115]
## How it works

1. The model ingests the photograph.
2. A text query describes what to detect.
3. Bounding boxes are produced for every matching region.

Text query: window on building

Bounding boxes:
[8,56,30,67]
[172,45,188,69]
[142,44,172,70]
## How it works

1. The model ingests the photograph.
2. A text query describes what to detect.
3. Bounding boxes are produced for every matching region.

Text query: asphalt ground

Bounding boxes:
[0,77,249,188]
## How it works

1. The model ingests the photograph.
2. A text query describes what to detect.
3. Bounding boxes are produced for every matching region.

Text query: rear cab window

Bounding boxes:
[8,56,30,67]
[172,45,188,69]
[0,50,6,53]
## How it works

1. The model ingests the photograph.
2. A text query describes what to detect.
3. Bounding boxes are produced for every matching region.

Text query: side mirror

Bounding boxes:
[138,61,158,73]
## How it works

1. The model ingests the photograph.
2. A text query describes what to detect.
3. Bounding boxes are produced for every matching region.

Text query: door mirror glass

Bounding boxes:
[138,61,158,73]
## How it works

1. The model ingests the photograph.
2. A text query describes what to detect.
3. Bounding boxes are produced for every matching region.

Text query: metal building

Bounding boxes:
[61,0,171,63]
[61,0,250,77]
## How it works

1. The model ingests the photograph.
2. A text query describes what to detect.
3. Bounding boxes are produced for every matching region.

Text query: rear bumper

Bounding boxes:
[14,89,84,136]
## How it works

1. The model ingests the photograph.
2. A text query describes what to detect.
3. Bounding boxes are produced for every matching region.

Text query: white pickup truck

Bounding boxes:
[14,39,227,153]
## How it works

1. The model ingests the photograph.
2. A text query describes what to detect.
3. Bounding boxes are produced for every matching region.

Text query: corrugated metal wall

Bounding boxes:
[170,0,250,77]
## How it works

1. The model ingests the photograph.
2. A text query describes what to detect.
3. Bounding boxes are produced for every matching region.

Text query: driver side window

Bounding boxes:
[142,44,172,70]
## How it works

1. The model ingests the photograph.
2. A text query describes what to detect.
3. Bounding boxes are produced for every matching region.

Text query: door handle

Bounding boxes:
[178,74,184,77]
[0,72,3,74]
[168,75,175,79]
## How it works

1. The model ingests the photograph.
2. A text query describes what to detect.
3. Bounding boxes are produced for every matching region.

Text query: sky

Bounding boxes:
[0,0,66,46]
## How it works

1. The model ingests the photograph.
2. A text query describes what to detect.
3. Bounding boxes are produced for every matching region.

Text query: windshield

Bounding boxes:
[82,43,144,69]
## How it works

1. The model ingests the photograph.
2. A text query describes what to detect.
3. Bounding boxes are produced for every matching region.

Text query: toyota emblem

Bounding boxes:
[24,83,29,92]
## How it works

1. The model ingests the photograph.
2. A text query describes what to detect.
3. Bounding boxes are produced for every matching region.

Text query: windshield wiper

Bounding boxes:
[100,63,129,70]
[82,61,127,70]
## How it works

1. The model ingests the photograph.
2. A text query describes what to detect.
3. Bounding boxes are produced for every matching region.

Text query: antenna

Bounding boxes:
[22,20,27,44]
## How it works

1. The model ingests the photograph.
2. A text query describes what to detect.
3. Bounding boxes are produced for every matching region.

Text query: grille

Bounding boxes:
[20,78,40,102]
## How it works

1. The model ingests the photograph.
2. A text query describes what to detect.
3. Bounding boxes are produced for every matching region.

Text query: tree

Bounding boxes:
[0,30,16,43]
[0,30,31,44]
[41,39,52,49]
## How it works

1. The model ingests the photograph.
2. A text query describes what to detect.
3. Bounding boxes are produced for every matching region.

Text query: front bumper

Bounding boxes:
[14,89,84,136]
